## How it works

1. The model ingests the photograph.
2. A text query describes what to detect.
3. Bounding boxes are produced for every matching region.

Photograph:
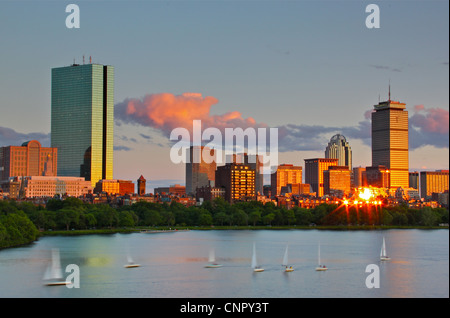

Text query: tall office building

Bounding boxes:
[304,158,338,197]
[270,164,302,196]
[51,62,114,187]
[371,89,408,189]
[185,146,216,195]
[325,134,352,170]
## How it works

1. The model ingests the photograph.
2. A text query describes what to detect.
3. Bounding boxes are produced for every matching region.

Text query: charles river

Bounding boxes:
[0,229,448,298]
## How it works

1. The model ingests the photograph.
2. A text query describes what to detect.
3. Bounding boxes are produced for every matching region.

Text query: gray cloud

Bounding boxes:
[369,65,402,72]
[0,126,50,147]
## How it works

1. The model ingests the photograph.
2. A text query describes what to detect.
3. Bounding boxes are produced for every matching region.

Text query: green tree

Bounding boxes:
[248,209,261,226]
[263,213,275,225]
[58,208,80,230]
[198,210,213,226]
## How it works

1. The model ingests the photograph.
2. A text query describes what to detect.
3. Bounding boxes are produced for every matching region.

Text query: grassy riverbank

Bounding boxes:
[40,224,448,236]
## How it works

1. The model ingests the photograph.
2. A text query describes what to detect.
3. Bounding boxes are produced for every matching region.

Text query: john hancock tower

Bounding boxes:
[51,62,114,187]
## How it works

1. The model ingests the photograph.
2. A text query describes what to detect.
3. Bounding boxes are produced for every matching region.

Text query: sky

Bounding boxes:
[0,0,448,192]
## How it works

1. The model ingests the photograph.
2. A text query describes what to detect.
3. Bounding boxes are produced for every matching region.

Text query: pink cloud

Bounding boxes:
[115,92,266,136]
[410,105,449,134]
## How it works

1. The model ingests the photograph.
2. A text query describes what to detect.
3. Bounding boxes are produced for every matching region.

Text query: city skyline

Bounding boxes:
[0,1,448,192]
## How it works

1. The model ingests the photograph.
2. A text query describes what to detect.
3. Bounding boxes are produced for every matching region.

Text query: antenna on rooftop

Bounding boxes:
[388,79,391,101]
[83,55,85,64]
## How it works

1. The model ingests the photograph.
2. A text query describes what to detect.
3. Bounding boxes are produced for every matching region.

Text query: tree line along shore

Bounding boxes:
[1,197,448,249]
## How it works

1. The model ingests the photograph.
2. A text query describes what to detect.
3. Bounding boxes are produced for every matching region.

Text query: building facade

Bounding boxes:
[420,170,449,199]
[0,140,57,181]
[228,153,264,196]
[185,146,216,195]
[323,166,351,198]
[364,165,390,188]
[94,179,135,195]
[51,63,114,187]
[352,167,366,188]
[409,171,419,189]
[371,92,409,189]
[4,176,92,198]
[304,158,338,197]
[325,134,352,170]
[215,163,256,203]
[271,164,302,197]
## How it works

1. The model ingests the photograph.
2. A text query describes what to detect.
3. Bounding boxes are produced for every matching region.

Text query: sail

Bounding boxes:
[209,248,215,263]
[282,245,289,266]
[318,243,321,266]
[381,237,387,257]
[251,243,258,268]
[44,248,63,280]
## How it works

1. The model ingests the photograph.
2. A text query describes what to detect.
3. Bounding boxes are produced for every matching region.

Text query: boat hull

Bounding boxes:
[44,281,70,286]
[253,268,264,272]
[205,264,222,268]
[124,264,141,268]
[285,268,294,272]
[380,257,391,261]
[315,267,328,271]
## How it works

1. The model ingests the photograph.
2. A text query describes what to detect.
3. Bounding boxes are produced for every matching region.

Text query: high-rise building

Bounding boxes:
[304,158,338,197]
[270,164,302,196]
[325,134,352,170]
[420,170,449,199]
[228,153,264,195]
[185,146,216,195]
[323,166,351,198]
[371,89,408,188]
[0,140,57,181]
[215,163,256,203]
[51,62,114,187]
[409,171,419,190]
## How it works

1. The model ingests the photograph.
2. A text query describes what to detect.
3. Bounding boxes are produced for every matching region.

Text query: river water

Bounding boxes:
[0,229,448,299]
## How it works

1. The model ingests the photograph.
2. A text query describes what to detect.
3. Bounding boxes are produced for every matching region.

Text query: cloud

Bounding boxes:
[409,105,449,149]
[115,92,265,138]
[114,145,132,151]
[276,119,371,152]
[369,65,402,72]
[115,92,449,153]
[115,92,374,153]
[0,126,50,147]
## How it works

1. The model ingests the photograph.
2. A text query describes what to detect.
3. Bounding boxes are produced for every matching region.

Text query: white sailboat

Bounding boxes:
[204,248,222,268]
[43,248,71,286]
[252,243,264,272]
[282,245,294,272]
[315,243,328,271]
[380,237,391,261]
[124,254,140,268]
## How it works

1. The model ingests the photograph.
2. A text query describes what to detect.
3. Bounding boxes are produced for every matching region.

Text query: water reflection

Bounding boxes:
[0,229,448,298]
